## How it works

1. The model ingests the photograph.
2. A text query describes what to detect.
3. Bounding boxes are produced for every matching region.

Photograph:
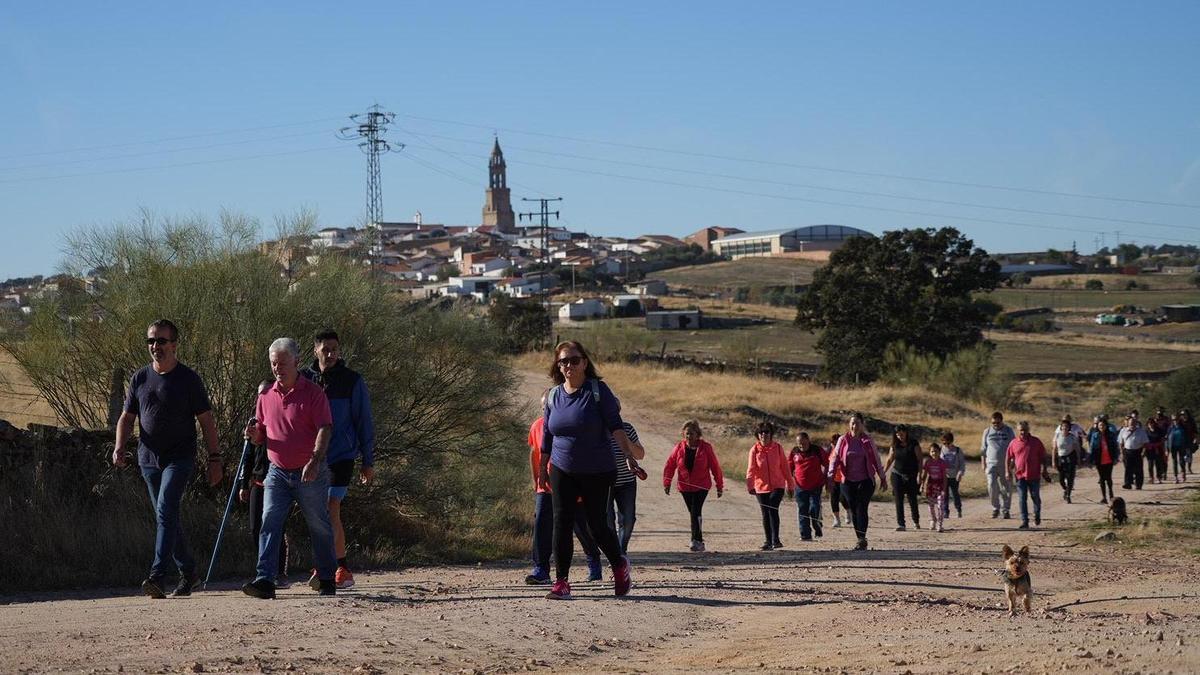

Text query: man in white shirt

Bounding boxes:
[1117,411,1149,490]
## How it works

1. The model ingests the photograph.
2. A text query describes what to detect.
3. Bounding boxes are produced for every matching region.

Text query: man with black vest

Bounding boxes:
[301,329,375,589]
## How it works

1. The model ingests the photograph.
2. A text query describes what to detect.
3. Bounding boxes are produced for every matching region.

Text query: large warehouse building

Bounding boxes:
[711,225,874,260]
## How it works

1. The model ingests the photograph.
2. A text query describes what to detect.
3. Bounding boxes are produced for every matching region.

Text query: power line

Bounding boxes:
[0,130,331,173]
[0,115,343,161]
[519,197,562,318]
[0,145,345,185]
[393,130,1200,234]
[338,105,402,242]
[395,112,1200,210]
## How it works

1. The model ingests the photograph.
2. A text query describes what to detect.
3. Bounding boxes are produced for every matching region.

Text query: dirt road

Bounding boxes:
[3,371,1198,673]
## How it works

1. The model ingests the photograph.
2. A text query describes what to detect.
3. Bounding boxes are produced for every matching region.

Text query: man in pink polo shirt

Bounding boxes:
[1006,421,1051,531]
[241,337,337,599]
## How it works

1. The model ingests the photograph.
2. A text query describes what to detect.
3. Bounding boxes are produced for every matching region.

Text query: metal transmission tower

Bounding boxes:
[338,105,402,253]
[519,197,562,315]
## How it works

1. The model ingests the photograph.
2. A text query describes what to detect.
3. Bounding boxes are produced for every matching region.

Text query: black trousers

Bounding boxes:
[829,479,849,514]
[1097,463,1115,499]
[841,479,875,540]
[680,489,709,542]
[549,465,623,581]
[943,478,962,516]
[756,489,784,544]
[1056,455,1077,494]
[1122,449,1144,489]
[1171,447,1189,478]
[248,483,288,578]
[891,473,920,527]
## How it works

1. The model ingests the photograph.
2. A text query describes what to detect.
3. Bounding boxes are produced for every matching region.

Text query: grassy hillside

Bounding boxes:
[985,288,1200,311]
[655,257,821,290]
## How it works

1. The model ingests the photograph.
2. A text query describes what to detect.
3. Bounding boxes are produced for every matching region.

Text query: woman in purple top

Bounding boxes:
[539,341,636,600]
[828,413,888,550]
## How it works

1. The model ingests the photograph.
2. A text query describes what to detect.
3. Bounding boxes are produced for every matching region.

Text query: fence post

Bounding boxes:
[660,341,667,358]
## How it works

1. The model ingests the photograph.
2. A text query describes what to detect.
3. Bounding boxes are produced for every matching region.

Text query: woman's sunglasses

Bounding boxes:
[557,355,583,368]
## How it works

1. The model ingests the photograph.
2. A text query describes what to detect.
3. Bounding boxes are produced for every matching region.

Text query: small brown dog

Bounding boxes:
[1109,497,1128,525]
[998,544,1032,616]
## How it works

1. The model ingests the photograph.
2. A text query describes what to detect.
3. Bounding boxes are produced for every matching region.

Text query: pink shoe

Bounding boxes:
[546,578,571,600]
[613,556,632,596]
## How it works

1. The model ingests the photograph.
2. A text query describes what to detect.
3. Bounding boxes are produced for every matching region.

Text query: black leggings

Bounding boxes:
[549,465,623,581]
[680,490,709,542]
[1097,463,1115,500]
[841,479,875,540]
[891,473,920,527]
[755,489,784,544]
[944,478,962,516]
[248,483,288,578]
[829,479,849,514]
[1056,455,1077,493]
[1171,447,1189,478]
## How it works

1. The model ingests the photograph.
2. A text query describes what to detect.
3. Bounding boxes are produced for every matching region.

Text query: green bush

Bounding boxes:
[1139,365,1200,417]
[1,212,529,590]
[881,342,1018,409]
[1085,279,1104,290]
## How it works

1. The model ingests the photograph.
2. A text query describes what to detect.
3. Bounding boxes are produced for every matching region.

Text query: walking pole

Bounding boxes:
[202,417,255,590]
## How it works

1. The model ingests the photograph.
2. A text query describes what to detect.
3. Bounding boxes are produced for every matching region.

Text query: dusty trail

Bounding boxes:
[2,368,1199,673]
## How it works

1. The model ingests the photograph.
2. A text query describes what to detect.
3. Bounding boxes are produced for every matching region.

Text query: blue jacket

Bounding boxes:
[1087,423,1119,465]
[302,360,375,467]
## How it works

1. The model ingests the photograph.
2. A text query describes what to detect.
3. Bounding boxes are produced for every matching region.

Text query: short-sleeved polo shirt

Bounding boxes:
[255,376,333,470]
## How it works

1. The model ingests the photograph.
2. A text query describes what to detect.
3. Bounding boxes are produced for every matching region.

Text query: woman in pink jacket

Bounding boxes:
[663,420,724,552]
[828,413,888,550]
[746,422,795,550]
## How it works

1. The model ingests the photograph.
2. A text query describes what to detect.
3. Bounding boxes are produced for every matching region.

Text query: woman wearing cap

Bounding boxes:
[539,341,636,600]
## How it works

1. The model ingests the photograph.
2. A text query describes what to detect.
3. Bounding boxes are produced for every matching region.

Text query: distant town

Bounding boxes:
[3,138,1199,327]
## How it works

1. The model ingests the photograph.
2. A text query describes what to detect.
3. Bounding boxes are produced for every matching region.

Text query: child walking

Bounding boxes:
[789,432,828,541]
[663,420,724,552]
[746,422,795,551]
[939,432,966,518]
[920,442,949,533]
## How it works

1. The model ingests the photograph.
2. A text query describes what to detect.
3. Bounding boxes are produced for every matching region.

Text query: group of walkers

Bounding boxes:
[116,328,1197,603]
[112,320,375,600]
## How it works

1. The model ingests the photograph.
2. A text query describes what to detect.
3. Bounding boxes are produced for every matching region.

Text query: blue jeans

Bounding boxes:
[531,492,599,572]
[1016,477,1042,525]
[140,458,197,579]
[796,487,823,539]
[256,463,336,583]
[607,481,637,553]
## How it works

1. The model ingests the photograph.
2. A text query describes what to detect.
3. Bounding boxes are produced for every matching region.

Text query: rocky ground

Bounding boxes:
[2,370,1198,674]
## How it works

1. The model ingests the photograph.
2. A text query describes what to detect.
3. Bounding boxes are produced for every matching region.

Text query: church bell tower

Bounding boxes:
[481,137,516,234]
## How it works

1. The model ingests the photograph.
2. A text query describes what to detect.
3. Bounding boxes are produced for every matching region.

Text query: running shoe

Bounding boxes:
[335,566,355,589]
[317,579,336,596]
[854,538,868,550]
[759,542,774,551]
[586,557,603,582]
[895,525,906,532]
[307,569,320,591]
[525,566,551,585]
[1018,522,1030,530]
[772,540,784,549]
[695,541,705,552]
[171,572,200,597]
[612,557,632,597]
[832,514,842,528]
[241,578,276,600]
[688,540,701,552]
[992,509,1000,519]
[546,579,572,600]
[141,577,166,600]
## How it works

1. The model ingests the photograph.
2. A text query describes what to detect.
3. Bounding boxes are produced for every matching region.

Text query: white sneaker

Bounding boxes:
[833,514,842,528]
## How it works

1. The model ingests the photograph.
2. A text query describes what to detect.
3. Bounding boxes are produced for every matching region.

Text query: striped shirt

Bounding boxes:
[611,422,641,485]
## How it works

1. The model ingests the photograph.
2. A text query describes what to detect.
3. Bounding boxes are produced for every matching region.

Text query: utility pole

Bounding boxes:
[338,105,402,258]
[519,197,562,318]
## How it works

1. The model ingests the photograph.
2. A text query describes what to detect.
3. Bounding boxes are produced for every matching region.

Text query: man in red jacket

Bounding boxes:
[789,432,828,540]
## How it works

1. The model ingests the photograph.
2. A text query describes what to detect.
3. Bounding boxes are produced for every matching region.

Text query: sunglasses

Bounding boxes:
[145,337,175,346]
[557,355,584,368]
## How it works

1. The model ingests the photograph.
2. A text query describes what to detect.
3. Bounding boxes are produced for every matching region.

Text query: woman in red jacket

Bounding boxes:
[663,419,724,552]
[747,422,795,551]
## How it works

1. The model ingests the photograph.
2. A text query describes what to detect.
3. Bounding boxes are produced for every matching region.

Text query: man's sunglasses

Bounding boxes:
[145,337,176,346]
[557,355,584,367]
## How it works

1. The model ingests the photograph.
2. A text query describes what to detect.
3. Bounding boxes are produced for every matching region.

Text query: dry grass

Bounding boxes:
[517,353,1126,499]
[1070,489,1200,555]
[655,257,820,290]
[0,347,61,427]
[1024,273,1195,291]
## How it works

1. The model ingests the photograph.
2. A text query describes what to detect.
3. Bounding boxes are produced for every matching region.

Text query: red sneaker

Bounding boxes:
[546,578,571,600]
[613,556,632,596]
[335,565,355,589]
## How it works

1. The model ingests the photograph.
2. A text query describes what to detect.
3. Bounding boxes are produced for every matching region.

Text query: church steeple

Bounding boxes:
[482,136,515,233]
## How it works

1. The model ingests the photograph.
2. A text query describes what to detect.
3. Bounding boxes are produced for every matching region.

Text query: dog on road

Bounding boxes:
[998,544,1032,617]
[1109,496,1128,525]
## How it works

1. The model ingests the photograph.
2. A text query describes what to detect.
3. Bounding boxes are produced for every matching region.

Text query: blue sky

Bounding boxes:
[2,2,1199,277]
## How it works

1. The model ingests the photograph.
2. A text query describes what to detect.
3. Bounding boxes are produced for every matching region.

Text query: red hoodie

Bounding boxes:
[789,445,828,492]
[663,439,725,492]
